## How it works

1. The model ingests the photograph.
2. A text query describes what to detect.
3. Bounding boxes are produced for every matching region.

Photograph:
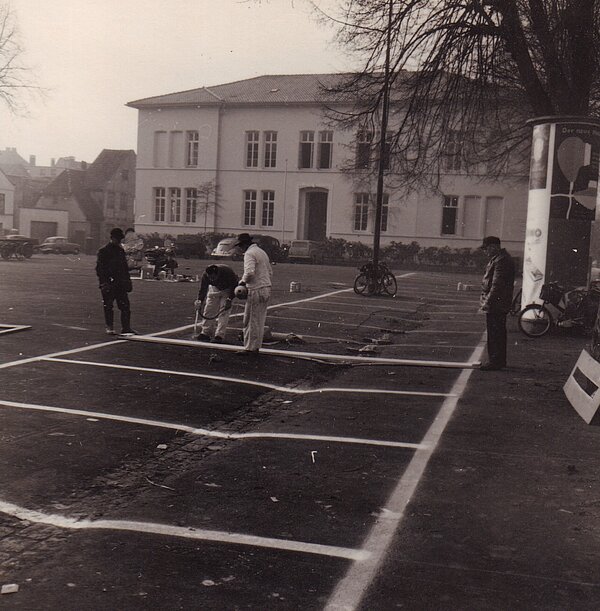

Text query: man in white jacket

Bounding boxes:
[234,233,273,353]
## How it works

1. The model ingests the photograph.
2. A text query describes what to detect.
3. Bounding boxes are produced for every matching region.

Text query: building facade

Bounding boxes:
[128,74,528,254]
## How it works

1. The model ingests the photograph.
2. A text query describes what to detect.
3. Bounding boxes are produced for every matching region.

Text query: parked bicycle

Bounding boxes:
[353,261,397,297]
[517,280,600,337]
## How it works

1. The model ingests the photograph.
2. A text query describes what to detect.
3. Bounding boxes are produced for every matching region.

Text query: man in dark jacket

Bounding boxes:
[479,236,515,370]
[96,227,136,336]
[194,264,239,343]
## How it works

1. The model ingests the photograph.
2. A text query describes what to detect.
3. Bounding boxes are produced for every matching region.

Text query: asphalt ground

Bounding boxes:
[0,254,598,609]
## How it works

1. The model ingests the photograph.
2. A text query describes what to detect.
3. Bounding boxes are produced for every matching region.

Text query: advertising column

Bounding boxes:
[523,117,600,307]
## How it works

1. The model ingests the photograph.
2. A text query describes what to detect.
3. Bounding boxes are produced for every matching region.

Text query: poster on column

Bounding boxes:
[550,123,600,221]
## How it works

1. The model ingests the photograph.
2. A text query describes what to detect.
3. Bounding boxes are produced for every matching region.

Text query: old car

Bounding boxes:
[211,235,285,263]
[39,236,81,254]
[287,239,326,264]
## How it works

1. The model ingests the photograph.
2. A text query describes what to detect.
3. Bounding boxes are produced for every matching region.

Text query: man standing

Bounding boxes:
[235,233,272,353]
[195,264,238,343]
[479,236,515,371]
[96,227,136,336]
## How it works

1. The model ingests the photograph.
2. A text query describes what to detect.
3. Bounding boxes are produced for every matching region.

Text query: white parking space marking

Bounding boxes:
[0,399,427,450]
[0,499,369,561]
[0,324,32,335]
[43,357,455,398]
[126,335,481,368]
[325,338,487,610]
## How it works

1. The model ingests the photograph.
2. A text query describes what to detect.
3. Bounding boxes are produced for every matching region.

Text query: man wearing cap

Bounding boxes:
[479,236,515,370]
[96,227,136,336]
[194,264,238,343]
[234,233,273,353]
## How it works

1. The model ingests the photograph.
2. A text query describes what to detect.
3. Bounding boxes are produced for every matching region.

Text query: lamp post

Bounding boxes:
[371,0,393,283]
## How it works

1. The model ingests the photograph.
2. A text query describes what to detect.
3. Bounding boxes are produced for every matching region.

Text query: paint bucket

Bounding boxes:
[290,281,301,293]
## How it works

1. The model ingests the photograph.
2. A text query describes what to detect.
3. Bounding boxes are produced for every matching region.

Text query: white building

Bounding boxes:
[0,168,15,233]
[127,74,528,254]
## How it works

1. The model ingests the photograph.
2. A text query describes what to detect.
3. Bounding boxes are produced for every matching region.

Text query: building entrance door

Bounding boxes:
[306,191,327,241]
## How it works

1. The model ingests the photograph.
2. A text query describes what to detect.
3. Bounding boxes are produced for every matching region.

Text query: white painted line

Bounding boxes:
[0,499,368,561]
[0,399,427,449]
[406,329,481,335]
[0,324,31,335]
[324,336,487,611]
[51,324,89,331]
[125,335,481,368]
[266,315,390,332]
[44,357,454,397]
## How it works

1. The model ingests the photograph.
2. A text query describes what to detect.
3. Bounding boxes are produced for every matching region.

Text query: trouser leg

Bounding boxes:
[200,286,223,336]
[243,287,270,351]
[486,312,507,366]
[101,289,115,328]
[114,288,132,332]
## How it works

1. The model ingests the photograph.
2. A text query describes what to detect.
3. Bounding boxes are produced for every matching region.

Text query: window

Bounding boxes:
[318,131,333,169]
[299,131,314,169]
[264,131,277,168]
[153,131,167,167]
[169,188,181,222]
[0,193,6,215]
[186,131,199,167]
[243,190,257,226]
[106,191,115,209]
[185,188,198,223]
[381,194,389,232]
[154,187,166,221]
[445,130,462,172]
[354,193,370,231]
[246,131,259,168]
[356,130,372,169]
[442,195,459,235]
[119,193,128,211]
[262,191,274,226]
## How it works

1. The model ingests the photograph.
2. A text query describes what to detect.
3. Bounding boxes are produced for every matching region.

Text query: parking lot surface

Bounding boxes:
[0,254,599,609]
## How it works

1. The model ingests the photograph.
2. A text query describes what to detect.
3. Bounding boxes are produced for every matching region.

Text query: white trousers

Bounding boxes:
[200,285,232,338]
[243,286,271,351]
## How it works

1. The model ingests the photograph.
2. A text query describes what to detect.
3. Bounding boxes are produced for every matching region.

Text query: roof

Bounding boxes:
[85,149,135,190]
[127,73,363,108]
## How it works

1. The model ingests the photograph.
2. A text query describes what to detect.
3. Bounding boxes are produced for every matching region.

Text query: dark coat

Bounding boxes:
[480,249,515,314]
[96,242,132,292]
[197,265,239,301]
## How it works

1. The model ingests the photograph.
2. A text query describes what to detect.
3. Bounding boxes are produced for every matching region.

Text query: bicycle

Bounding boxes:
[353,261,397,297]
[509,287,522,316]
[517,280,600,337]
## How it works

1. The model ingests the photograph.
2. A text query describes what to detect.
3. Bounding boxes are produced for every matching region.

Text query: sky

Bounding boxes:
[0,0,355,166]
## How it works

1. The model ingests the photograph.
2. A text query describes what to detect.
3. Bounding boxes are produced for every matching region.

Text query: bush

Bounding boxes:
[321,237,348,260]
[345,241,373,260]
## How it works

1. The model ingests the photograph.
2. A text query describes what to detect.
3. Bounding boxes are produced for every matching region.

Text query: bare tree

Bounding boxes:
[196,180,218,234]
[315,0,600,190]
[0,4,37,113]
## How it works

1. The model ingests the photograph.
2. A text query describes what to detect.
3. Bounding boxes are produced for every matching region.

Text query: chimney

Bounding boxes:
[29,155,36,166]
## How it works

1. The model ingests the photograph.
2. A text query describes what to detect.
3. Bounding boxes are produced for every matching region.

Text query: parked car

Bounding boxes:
[39,236,81,254]
[210,235,286,263]
[288,239,326,264]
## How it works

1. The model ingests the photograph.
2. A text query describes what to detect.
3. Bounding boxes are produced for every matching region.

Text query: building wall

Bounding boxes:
[0,170,15,233]
[133,103,529,254]
[19,208,69,237]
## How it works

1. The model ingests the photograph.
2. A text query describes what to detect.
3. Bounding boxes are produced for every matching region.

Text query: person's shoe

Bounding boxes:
[120,329,138,336]
[105,327,117,335]
[196,333,211,342]
[480,362,503,371]
[211,336,224,344]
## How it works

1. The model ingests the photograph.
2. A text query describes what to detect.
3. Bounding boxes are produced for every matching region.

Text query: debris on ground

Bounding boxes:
[1,584,19,595]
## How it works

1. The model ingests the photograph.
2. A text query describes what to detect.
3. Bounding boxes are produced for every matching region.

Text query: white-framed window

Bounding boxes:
[261,190,275,226]
[444,130,463,172]
[354,193,369,231]
[186,131,199,167]
[264,131,277,168]
[381,194,389,232]
[185,188,197,223]
[246,131,259,168]
[169,188,181,222]
[441,195,459,235]
[299,131,314,169]
[154,187,166,222]
[243,190,257,226]
[318,131,333,169]
[356,130,372,169]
